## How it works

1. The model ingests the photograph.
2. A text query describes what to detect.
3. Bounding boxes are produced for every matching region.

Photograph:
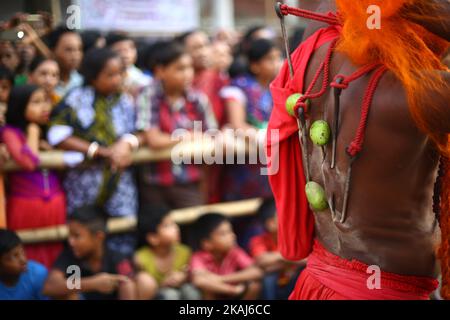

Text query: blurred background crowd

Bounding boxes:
[0,0,309,300]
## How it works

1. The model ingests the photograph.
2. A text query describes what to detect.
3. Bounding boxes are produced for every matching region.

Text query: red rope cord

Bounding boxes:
[279,3,340,25]
[331,63,382,89]
[347,66,388,157]
[295,39,338,113]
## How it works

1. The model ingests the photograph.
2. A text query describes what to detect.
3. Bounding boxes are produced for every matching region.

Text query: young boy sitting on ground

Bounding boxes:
[0,229,48,300]
[190,213,263,300]
[43,206,137,300]
[134,206,200,300]
[249,198,304,300]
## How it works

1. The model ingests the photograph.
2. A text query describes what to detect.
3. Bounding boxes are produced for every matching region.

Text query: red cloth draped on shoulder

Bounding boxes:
[266,25,341,261]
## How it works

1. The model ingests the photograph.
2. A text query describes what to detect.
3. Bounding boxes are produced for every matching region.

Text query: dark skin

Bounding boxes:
[296,0,450,276]
[43,221,135,300]
[55,57,145,170]
[191,221,263,299]
[0,245,27,287]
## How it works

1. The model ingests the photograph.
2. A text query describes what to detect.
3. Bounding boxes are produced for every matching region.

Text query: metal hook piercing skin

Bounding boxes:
[276,2,310,182]
[321,146,326,164]
[276,2,294,78]
[319,151,335,220]
[297,108,310,182]
[330,194,337,222]
[331,78,343,169]
[339,155,356,224]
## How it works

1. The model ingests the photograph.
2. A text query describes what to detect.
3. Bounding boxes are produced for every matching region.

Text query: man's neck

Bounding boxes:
[256,76,272,89]
[163,84,185,102]
[0,273,21,287]
[60,69,72,83]
[195,67,207,76]
[152,244,174,258]
[211,250,228,264]
[86,244,104,272]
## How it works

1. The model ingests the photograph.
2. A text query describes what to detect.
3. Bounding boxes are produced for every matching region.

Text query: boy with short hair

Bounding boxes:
[135,40,217,209]
[134,206,200,300]
[46,26,83,98]
[0,229,48,300]
[106,32,151,94]
[43,205,137,300]
[190,213,263,300]
[249,198,303,300]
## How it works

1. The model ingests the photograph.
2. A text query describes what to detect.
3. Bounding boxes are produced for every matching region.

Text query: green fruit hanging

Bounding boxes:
[285,93,310,117]
[305,181,329,211]
[309,120,331,146]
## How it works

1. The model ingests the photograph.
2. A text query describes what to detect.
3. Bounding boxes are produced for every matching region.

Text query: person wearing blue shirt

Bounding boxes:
[0,229,48,300]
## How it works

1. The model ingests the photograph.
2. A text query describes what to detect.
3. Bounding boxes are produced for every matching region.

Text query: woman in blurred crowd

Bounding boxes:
[221,39,282,201]
[27,56,60,106]
[47,48,141,255]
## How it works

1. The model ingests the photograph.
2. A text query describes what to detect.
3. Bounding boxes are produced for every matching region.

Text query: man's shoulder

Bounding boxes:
[27,260,47,275]
[228,246,251,259]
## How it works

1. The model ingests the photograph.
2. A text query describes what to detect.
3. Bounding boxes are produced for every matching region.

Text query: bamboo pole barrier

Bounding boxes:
[16,198,263,244]
[1,137,250,172]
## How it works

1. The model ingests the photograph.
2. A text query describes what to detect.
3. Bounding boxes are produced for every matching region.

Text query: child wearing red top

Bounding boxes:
[190,213,263,300]
[249,199,304,300]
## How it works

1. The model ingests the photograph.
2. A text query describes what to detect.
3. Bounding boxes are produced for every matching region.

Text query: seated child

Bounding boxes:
[43,206,136,300]
[134,206,200,300]
[0,229,48,300]
[190,213,263,300]
[249,198,304,300]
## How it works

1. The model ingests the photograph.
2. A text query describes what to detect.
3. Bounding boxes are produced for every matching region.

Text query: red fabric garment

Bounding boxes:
[266,25,342,261]
[290,240,439,300]
[1,126,39,171]
[7,192,66,269]
[249,232,278,258]
[190,246,254,276]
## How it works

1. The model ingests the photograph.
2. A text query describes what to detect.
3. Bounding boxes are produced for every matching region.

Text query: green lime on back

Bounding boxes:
[305,181,329,211]
[309,120,331,146]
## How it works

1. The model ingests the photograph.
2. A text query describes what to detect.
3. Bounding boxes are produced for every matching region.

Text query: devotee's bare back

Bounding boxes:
[304,43,442,277]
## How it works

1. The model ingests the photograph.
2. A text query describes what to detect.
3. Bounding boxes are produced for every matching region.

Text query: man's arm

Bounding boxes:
[42,270,129,299]
[255,252,287,272]
[219,265,263,284]
[117,279,137,300]
[144,128,181,150]
[191,270,244,297]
